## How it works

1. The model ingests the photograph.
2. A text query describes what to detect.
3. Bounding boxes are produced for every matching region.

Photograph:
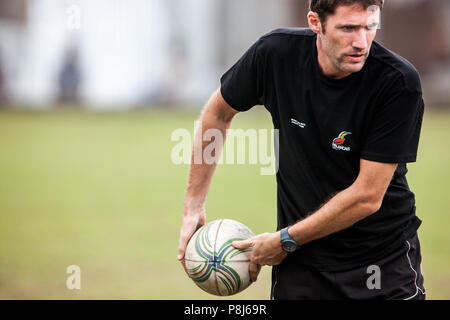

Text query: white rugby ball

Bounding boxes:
[184,219,255,296]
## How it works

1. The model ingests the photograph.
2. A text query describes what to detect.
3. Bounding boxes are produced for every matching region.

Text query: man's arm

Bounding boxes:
[233,159,398,282]
[177,89,239,267]
[288,160,397,244]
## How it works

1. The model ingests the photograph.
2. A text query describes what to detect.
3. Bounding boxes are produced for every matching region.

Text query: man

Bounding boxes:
[178,0,425,300]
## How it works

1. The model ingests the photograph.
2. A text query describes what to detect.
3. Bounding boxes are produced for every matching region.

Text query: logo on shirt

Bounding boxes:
[332,131,352,151]
[291,118,306,129]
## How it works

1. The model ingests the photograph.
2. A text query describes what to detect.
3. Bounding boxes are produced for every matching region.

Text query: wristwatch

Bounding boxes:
[280,227,300,253]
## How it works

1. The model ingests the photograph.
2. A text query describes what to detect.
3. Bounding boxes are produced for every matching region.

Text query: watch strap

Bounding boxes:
[280,227,299,251]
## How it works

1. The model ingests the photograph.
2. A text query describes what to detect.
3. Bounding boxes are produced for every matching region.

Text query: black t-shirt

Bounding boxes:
[220,28,425,271]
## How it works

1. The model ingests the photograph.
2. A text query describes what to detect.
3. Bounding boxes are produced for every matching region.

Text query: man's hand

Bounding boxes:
[232,232,287,282]
[177,212,206,275]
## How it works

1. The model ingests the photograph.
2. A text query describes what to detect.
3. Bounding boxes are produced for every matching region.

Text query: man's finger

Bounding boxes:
[232,238,254,249]
[249,261,261,282]
[177,225,196,261]
[180,257,190,276]
[177,233,189,261]
[177,242,185,261]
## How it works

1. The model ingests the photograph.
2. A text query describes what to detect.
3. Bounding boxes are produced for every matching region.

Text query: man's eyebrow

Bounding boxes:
[336,23,379,28]
[336,24,362,28]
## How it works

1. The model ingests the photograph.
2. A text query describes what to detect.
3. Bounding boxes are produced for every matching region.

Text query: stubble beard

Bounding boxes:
[335,52,368,74]
[319,35,368,78]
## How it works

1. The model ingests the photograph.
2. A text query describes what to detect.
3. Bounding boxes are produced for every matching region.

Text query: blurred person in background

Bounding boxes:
[0,65,5,105]
[0,49,7,105]
[57,46,81,105]
[178,0,426,300]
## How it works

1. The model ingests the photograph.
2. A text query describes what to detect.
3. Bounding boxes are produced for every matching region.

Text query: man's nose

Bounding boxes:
[352,29,368,51]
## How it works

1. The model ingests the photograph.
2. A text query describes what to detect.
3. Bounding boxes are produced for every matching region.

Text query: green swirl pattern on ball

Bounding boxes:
[187,223,251,295]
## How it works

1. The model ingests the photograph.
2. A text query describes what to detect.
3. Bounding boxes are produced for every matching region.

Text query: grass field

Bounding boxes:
[0,107,449,300]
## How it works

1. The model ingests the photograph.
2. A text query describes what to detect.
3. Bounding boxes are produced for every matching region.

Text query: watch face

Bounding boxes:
[282,241,297,253]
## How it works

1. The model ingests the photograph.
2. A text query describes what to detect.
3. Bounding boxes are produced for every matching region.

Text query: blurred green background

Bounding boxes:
[0,107,449,299]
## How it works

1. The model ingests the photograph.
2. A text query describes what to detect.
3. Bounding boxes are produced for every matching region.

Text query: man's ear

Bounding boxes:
[307,11,322,34]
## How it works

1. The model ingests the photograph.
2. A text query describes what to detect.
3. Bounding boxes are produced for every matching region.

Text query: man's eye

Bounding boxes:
[342,26,354,31]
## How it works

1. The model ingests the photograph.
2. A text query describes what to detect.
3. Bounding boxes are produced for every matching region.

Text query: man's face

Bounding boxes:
[314,4,380,78]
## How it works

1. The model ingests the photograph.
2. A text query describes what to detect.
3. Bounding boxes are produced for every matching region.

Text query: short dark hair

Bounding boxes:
[309,0,384,25]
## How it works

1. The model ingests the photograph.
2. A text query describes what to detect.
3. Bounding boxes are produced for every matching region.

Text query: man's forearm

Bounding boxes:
[178,90,238,262]
[183,92,236,214]
[288,183,382,246]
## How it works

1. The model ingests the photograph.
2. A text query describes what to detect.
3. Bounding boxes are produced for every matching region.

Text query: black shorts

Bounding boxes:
[271,233,426,300]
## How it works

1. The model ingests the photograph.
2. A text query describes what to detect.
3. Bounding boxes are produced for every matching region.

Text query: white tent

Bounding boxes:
[0,0,291,109]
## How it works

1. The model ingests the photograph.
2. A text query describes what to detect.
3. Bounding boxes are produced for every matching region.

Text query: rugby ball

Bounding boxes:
[184,219,255,296]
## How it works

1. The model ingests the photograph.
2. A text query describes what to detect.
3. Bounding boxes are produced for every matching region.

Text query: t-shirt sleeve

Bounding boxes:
[360,84,425,164]
[220,39,264,112]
